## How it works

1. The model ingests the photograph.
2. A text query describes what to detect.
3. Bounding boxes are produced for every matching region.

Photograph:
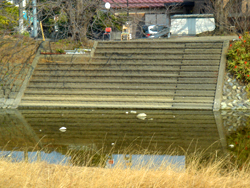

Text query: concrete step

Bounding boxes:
[22,95,214,103]
[29,78,217,84]
[95,48,221,54]
[91,59,220,65]
[31,72,218,77]
[26,83,216,90]
[97,41,223,48]
[34,66,219,72]
[23,88,215,97]
[21,96,174,102]
[93,54,221,60]
[39,59,220,66]
[39,56,90,62]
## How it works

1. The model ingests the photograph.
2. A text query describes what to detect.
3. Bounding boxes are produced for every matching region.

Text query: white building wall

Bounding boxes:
[170,14,215,36]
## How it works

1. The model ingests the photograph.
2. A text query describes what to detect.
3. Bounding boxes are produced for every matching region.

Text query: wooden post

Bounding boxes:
[40,21,45,41]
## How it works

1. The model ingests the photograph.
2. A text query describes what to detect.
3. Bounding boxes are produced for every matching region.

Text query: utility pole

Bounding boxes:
[127,0,129,20]
[33,0,37,38]
[19,0,24,33]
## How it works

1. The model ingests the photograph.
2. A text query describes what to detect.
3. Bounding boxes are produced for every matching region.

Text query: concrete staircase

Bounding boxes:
[19,40,224,109]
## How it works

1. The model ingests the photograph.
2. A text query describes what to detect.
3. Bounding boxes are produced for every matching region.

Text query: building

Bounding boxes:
[103,0,213,38]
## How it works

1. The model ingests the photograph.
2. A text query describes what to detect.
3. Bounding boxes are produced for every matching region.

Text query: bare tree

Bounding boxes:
[205,0,250,34]
[59,0,103,41]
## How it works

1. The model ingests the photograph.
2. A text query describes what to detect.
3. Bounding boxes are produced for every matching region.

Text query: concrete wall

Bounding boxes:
[170,14,215,36]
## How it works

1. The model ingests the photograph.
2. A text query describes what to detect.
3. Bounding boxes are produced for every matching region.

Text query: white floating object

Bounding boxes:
[137,113,147,117]
[39,129,42,132]
[229,144,234,148]
[173,115,175,118]
[149,118,153,120]
[126,112,129,114]
[59,127,67,132]
[130,111,137,114]
[137,113,147,120]
[111,143,115,146]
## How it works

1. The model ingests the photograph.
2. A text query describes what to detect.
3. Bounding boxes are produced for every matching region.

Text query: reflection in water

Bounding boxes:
[222,110,250,168]
[106,154,185,170]
[0,151,69,164]
[0,108,227,167]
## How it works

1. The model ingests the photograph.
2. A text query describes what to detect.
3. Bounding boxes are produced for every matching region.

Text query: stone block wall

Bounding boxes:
[221,72,250,109]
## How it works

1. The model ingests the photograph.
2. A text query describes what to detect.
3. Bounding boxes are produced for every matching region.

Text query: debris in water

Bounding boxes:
[39,129,42,132]
[130,110,137,114]
[137,113,147,120]
[126,112,129,114]
[59,127,67,132]
[229,144,234,148]
[111,143,115,146]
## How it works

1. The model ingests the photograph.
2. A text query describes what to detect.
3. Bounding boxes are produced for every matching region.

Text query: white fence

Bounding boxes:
[170,14,215,36]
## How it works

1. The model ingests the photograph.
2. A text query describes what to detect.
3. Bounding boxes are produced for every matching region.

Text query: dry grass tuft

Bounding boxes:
[0,156,250,188]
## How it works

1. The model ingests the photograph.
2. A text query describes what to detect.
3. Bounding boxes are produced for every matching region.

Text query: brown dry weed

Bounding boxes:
[0,157,249,188]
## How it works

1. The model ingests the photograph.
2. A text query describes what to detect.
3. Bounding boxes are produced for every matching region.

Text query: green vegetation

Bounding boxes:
[228,121,250,169]
[227,33,250,83]
[55,48,65,54]
[0,1,19,31]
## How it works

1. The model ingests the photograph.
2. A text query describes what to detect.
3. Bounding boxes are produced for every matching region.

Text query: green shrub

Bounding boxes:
[0,1,19,30]
[227,33,250,83]
[56,48,65,54]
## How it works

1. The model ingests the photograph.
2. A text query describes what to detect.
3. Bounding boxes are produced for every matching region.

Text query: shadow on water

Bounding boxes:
[0,108,244,168]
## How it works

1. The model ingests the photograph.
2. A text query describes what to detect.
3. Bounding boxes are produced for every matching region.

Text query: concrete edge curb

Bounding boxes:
[213,40,229,111]
[213,111,227,151]
[11,41,44,109]
[90,41,98,59]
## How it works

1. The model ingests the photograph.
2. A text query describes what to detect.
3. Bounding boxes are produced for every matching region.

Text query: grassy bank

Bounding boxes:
[0,157,249,188]
[0,35,40,99]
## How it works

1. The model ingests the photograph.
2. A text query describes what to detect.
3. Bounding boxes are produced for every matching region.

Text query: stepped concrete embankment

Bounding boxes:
[1,36,238,110]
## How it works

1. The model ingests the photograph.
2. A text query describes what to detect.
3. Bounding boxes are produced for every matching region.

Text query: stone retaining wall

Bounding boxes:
[221,72,250,110]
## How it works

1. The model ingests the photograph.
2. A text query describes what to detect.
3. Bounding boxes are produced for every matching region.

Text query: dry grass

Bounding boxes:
[0,35,40,90]
[0,155,250,188]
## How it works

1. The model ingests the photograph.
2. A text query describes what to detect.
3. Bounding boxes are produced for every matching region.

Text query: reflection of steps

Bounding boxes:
[20,109,221,154]
[20,40,223,109]
[0,110,40,150]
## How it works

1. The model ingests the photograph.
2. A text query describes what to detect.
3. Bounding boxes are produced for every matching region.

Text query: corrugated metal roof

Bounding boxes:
[103,0,184,8]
